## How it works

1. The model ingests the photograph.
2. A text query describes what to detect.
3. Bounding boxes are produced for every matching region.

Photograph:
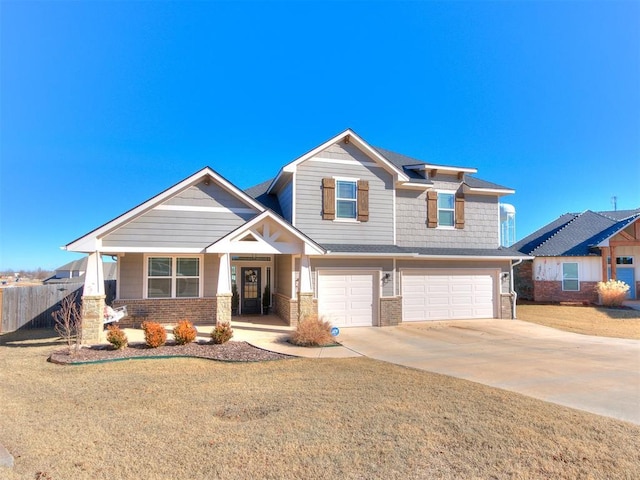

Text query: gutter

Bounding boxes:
[510,258,524,319]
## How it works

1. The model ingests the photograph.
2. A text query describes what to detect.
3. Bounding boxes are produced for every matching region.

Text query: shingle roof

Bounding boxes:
[513,209,640,257]
[322,244,528,258]
[244,179,284,217]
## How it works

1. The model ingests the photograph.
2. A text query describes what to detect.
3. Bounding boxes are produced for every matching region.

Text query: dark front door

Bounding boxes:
[241,267,261,314]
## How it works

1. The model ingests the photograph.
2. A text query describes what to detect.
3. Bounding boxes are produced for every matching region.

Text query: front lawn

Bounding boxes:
[517,303,640,339]
[1,330,638,479]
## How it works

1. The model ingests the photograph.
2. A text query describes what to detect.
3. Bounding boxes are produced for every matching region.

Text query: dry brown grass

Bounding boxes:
[518,303,640,339]
[1,329,639,479]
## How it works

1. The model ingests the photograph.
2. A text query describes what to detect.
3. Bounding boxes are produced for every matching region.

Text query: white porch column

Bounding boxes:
[81,252,106,344]
[216,253,232,324]
[298,254,315,322]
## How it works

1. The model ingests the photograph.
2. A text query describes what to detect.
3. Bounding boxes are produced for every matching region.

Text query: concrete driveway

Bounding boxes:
[337,319,640,425]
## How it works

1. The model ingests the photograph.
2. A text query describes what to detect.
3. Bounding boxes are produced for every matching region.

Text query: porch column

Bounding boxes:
[81,252,106,344]
[298,254,314,321]
[216,253,232,324]
[610,245,617,280]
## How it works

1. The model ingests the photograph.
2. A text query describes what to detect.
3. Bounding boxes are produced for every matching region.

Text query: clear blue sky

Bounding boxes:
[1,1,639,271]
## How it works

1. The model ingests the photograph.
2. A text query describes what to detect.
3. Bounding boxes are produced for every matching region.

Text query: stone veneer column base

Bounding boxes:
[298,292,315,324]
[379,297,402,326]
[81,295,106,345]
[216,294,232,324]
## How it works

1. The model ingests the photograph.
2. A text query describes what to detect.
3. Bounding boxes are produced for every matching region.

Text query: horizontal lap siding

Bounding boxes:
[295,143,394,244]
[397,190,499,249]
[119,253,143,299]
[102,210,255,248]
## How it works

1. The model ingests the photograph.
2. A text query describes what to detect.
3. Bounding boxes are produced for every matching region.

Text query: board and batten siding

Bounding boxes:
[397,188,500,249]
[102,181,260,249]
[294,142,394,245]
[533,257,602,282]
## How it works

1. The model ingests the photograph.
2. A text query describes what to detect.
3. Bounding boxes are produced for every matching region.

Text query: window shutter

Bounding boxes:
[427,190,438,228]
[322,178,335,220]
[455,192,465,229]
[357,180,369,222]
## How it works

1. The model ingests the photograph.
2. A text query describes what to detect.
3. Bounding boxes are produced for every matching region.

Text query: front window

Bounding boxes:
[147,256,200,298]
[336,180,357,219]
[562,263,579,291]
[438,192,455,227]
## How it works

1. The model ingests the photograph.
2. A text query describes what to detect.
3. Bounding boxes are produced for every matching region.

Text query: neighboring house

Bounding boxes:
[513,209,640,303]
[44,258,117,284]
[65,129,529,343]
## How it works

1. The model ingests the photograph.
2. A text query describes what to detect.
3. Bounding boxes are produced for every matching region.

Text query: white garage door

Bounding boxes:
[402,271,496,321]
[318,271,376,327]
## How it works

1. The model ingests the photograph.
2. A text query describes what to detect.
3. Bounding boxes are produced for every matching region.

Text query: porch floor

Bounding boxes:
[110,315,359,359]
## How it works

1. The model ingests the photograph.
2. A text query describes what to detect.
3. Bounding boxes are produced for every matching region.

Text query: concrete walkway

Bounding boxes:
[336,319,640,425]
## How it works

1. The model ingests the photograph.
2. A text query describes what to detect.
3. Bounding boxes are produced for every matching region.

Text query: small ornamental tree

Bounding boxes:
[597,279,630,307]
[53,292,82,354]
[142,321,167,348]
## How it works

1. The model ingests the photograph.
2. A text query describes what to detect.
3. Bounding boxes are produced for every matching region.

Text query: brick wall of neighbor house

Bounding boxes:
[380,297,402,326]
[113,298,216,326]
[514,261,534,301]
[533,281,598,304]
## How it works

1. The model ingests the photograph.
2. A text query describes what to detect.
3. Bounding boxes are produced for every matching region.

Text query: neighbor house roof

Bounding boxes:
[513,209,640,257]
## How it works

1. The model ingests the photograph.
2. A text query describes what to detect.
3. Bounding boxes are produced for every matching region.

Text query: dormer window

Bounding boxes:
[336,180,357,219]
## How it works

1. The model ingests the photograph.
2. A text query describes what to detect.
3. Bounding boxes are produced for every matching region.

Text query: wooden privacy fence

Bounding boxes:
[0,280,116,333]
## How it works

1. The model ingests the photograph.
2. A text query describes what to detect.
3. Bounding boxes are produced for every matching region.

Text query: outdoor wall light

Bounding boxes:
[382,273,391,284]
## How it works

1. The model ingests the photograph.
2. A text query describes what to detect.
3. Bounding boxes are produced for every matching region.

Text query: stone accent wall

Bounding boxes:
[380,297,402,326]
[113,298,216,325]
[514,261,534,301]
[216,294,232,324]
[533,281,598,304]
[298,292,315,323]
[500,294,513,319]
[274,293,296,326]
[82,295,106,344]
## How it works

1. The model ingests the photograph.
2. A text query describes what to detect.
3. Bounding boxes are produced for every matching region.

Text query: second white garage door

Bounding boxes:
[402,271,496,321]
[317,271,376,327]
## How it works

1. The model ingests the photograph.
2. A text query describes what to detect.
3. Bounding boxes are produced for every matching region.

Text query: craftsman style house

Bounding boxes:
[513,209,640,303]
[66,129,529,342]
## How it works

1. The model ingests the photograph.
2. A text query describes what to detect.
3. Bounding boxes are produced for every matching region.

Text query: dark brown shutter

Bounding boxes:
[357,180,369,222]
[427,190,438,228]
[322,178,335,220]
[455,192,465,229]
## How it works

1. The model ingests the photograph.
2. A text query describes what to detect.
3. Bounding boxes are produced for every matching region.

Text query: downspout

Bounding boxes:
[510,259,524,319]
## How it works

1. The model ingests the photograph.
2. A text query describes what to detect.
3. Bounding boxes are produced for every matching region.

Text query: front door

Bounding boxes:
[241,267,261,314]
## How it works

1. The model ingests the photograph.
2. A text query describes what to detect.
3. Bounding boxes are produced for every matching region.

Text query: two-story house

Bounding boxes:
[65,129,529,343]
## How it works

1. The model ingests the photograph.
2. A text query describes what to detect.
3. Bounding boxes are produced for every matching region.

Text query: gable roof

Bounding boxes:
[513,209,640,257]
[244,178,283,217]
[65,167,266,253]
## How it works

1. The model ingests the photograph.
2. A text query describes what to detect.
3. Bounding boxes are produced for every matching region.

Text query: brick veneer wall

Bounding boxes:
[514,261,534,301]
[113,298,216,326]
[380,297,402,326]
[533,281,598,304]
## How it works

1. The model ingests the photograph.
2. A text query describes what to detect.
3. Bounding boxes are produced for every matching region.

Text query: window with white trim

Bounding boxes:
[438,192,455,227]
[562,262,579,291]
[147,256,201,298]
[336,180,357,219]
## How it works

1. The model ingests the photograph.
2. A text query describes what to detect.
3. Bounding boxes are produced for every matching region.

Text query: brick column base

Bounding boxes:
[216,294,232,324]
[81,295,106,345]
[380,297,402,326]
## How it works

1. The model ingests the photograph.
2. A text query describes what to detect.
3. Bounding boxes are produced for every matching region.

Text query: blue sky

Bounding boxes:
[1,1,639,270]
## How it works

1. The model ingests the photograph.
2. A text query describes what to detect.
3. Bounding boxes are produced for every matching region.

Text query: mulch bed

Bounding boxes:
[49,341,294,365]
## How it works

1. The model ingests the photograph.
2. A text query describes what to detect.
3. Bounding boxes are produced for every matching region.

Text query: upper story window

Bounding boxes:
[562,262,579,291]
[147,256,201,298]
[336,180,357,219]
[437,192,455,227]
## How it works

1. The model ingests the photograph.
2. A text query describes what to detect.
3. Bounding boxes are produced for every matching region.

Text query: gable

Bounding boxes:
[66,167,265,253]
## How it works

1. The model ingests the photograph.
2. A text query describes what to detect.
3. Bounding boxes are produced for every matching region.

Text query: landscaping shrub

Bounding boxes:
[142,321,167,348]
[211,322,233,344]
[290,315,333,347]
[106,324,128,350]
[597,279,630,307]
[173,319,197,345]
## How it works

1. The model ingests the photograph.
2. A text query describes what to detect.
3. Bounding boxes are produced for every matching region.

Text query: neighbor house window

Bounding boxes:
[562,262,579,291]
[336,180,357,219]
[147,256,201,298]
[438,192,455,227]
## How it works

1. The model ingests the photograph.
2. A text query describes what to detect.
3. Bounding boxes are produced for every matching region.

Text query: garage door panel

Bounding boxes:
[403,271,496,321]
[318,272,376,327]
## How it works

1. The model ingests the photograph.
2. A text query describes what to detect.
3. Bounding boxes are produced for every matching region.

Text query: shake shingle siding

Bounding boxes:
[397,191,499,249]
[294,143,394,245]
[165,183,252,209]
